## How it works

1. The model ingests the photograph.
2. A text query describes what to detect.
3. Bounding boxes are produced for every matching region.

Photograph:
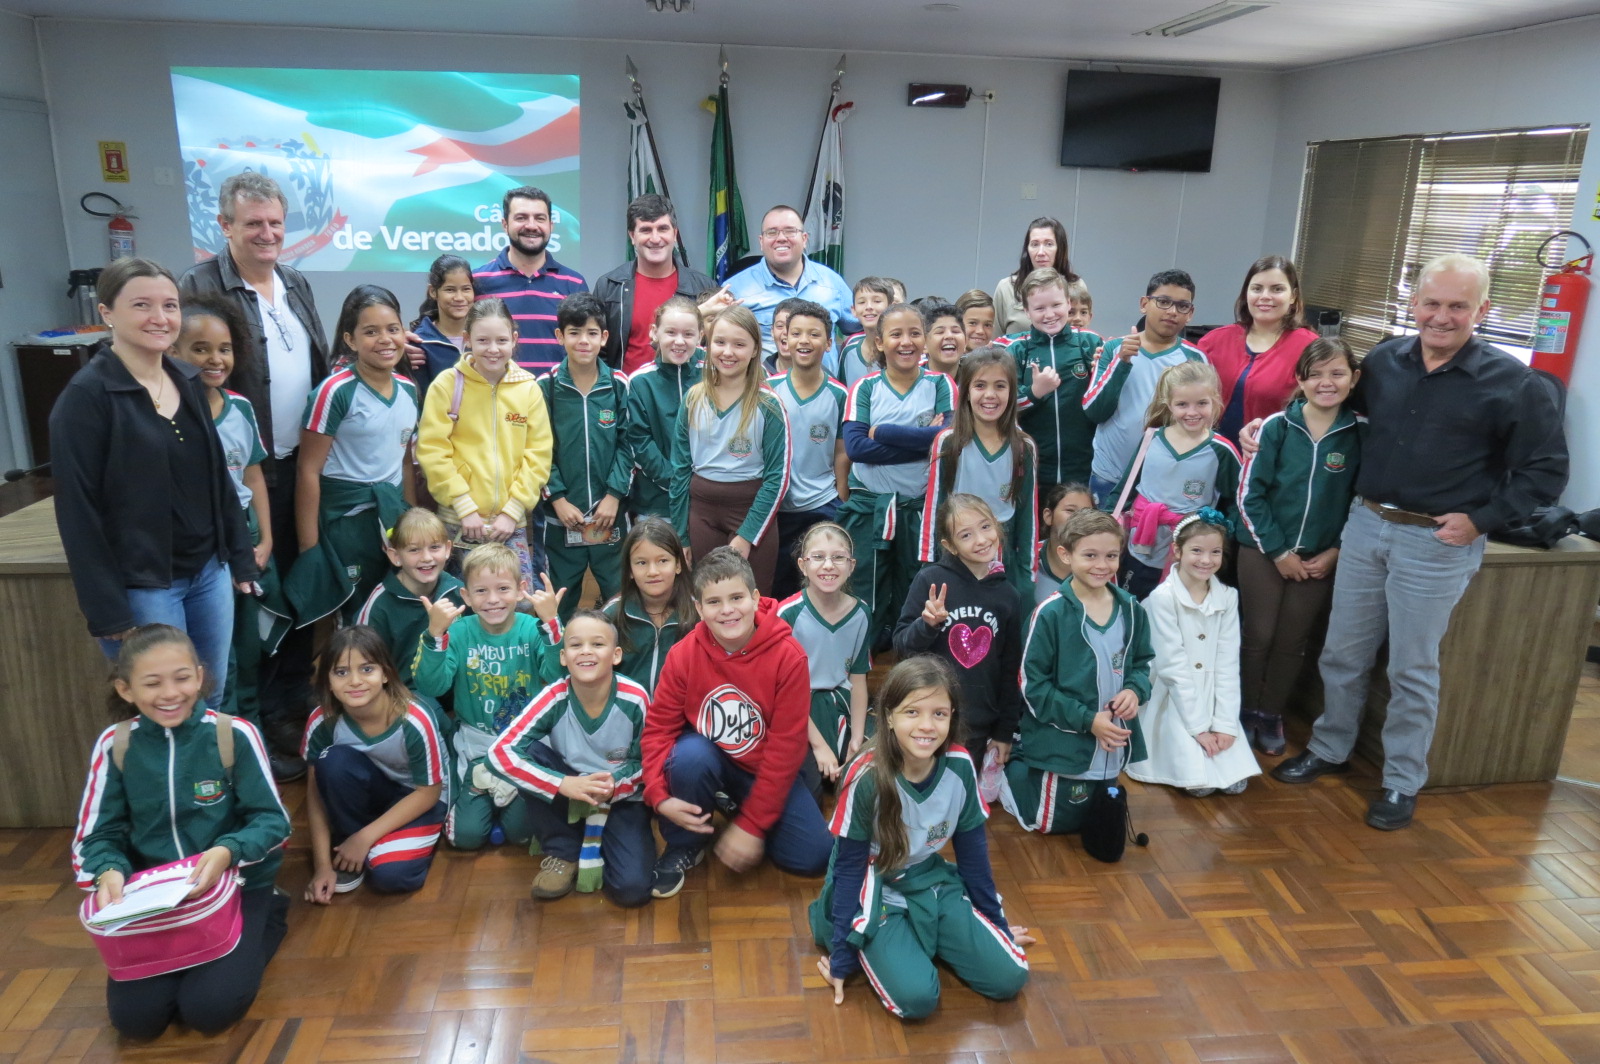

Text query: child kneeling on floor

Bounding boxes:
[1127,511,1260,797]
[1002,509,1152,846]
[487,610,655,906]
[811,655,1032,1019]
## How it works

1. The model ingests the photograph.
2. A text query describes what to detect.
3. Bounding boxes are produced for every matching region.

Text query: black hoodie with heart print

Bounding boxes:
[893,551,1025,750]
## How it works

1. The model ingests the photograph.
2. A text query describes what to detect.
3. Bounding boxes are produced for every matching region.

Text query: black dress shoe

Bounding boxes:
[270,752,307,783]
[1270,750,1350,784]
[1366,789,1417,831]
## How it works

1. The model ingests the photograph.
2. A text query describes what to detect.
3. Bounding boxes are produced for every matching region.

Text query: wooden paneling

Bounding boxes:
[0,499,110,826]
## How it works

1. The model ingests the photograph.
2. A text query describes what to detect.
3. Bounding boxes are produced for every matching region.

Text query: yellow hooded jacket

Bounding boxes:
[417,354,553,525]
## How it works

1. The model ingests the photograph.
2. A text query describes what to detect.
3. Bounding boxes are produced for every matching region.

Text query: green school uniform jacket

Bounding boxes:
[73,712,289,892]
[1237,399,1365,558]
[487,675,651,801]
[1018,581,1153,775]
[537,360,633,518]
[1007,326,1100,485]
[603,595,688,693]
[625,352,703,516]
[356,569,466,685]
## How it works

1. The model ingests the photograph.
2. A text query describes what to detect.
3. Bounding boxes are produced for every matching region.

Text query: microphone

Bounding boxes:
[3,462,50,482]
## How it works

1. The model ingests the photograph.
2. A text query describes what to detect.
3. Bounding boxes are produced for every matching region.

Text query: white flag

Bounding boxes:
[803,99,852,274]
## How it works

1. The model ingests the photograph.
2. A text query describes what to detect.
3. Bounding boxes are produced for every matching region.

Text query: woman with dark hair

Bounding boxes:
[991,217,1075,335]
[50,257,258,707]
[1198,255,1321,442]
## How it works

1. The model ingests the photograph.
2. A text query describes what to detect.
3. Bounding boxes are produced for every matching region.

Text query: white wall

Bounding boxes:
[0,10,70,472]
[32,18,1282,340]
[1266,17,1600,511]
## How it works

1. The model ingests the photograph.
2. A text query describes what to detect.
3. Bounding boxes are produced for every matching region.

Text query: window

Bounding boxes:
[1294,125,1587,357]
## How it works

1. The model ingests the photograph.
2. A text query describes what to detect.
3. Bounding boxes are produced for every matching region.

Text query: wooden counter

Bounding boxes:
[0,498,115,826]
[1292,535,1600,787]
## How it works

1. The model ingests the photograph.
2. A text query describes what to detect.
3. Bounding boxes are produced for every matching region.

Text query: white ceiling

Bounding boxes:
[9,0,1600,69]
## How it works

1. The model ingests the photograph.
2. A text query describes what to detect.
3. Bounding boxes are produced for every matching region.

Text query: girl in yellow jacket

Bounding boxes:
[417,298,554,586]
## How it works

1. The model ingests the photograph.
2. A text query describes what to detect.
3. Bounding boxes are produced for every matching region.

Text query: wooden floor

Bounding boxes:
[9,472,1600,1063]
[11,731,1600,1064]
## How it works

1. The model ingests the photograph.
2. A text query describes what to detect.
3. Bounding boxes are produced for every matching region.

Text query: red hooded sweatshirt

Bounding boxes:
[641,597,811,839]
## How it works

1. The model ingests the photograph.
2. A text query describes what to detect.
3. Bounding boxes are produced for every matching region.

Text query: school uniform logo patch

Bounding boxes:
[999,483,1014,502]
[925,820,951,846]
[1071,361,1089,378]
[505,412,528,425]
[605,747,629,765]
[808,424,830,443]
[728,436,754,459]
[193,780,225,805]
[1183,478,1205,500]
[1112,649,1126,671]
[697,683,767,758]
[1324,452,1347,472]
[598,409,617,427]
[916,412,938,427]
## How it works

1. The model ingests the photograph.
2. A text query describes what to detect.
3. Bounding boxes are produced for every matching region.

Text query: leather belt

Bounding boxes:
[1362,498,1436,528]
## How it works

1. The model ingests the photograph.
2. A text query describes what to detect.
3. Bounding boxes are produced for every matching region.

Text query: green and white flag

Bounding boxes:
[803,97,852,275]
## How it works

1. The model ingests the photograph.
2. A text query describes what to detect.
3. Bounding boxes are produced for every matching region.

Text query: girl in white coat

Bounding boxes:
[1127,511,1260,797]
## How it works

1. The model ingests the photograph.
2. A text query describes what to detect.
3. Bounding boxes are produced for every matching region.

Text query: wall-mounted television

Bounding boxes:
[1059,70,1221,173]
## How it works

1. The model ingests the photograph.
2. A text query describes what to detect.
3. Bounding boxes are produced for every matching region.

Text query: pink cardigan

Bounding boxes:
[1198,324,1320,426]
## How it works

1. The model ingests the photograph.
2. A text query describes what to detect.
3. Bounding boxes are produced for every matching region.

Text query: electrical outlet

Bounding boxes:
[1021,183,1037,200]
[153,167,176,186]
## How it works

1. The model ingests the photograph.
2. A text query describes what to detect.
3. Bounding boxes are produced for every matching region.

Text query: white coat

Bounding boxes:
[1127,569,1261,791]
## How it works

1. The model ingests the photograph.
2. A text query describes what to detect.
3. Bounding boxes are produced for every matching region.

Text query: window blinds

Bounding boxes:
[1295,125,1587,353]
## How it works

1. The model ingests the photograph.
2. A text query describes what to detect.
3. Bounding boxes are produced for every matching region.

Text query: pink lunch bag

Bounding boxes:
[79,854,243,981]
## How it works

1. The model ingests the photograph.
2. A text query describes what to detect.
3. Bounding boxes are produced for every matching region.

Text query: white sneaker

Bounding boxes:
[334,868,365,893]
[1221,779,1248,795]
[1185,786,1217,798]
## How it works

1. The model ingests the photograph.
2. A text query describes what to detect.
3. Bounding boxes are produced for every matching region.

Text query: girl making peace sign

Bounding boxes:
[893,494,1025,769]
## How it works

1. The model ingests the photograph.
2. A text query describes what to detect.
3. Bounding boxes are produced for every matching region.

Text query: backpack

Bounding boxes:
[112,713,235,778]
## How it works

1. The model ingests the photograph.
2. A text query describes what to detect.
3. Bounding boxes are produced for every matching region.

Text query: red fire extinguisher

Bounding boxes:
[1532,230,1592,384]
[80,192,136,261]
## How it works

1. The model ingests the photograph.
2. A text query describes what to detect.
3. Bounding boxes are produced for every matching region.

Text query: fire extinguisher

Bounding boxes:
[1532,230,1592,384]
[80,192,136,261]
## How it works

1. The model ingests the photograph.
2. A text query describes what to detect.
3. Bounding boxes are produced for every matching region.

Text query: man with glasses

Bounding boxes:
[724,205,858,373]
[1082,268,1208,507]
[180,171,330,781]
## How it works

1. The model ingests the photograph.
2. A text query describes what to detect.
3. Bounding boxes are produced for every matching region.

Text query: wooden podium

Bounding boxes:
[0,498,116,826]
[1292,535,1600,787]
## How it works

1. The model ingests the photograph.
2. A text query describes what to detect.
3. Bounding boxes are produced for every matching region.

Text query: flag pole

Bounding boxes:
[624,55,689,265]
[801,55,846,225]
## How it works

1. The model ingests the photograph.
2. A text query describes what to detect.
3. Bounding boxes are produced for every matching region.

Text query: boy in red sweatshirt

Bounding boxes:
[642,546,831,897]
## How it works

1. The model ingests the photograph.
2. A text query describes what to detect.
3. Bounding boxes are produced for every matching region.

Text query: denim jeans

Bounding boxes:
[1307,501,1485,794]
[98,556,235,711]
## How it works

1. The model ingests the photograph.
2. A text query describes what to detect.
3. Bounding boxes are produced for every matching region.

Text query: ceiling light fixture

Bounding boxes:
[645,0,692,11]
[1136,1,1274,38]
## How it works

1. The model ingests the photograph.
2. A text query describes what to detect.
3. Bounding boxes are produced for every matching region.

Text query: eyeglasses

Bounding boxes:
[803,552,853,566]
[761,227,804,240]
[261,301,295,350]
[1148,295,1196,315]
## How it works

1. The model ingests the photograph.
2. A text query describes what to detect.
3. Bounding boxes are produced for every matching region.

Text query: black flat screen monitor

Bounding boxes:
[1059,70,1221,173]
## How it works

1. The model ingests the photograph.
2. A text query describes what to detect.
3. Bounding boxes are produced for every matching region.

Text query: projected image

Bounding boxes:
[171,68,580,271]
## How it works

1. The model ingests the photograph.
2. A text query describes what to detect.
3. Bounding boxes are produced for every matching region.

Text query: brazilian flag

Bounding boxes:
[704,85,749,283]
